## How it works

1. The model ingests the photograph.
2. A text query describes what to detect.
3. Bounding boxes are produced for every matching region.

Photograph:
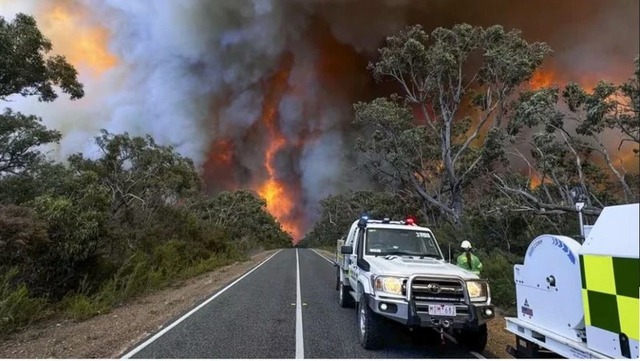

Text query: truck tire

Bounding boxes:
[458,323,488,353]
[357,294,383,349]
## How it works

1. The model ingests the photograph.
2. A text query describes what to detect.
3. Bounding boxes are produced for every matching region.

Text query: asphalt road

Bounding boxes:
[121,248,483,359]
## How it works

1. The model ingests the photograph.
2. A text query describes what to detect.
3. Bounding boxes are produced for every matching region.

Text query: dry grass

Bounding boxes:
[0,250,278,359]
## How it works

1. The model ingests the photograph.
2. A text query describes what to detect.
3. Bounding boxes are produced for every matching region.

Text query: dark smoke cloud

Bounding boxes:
[1,0,638,235]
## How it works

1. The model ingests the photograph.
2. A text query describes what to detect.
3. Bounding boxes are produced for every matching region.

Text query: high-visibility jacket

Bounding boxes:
[456,252,483,275]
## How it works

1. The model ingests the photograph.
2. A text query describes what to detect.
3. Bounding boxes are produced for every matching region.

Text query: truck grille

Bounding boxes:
[410,278,465,303]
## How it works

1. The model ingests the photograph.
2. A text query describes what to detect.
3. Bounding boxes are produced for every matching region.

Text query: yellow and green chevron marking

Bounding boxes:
[580,254,640,341]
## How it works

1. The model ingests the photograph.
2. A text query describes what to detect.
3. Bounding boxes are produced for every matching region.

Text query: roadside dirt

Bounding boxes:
[485,314,515,358]
[0,248,515,359]
[0,249,279,359]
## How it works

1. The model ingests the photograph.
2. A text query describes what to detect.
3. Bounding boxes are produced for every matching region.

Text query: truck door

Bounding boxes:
[349,228,365,283]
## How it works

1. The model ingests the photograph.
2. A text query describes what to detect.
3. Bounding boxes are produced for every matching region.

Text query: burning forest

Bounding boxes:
[1,0,638,241]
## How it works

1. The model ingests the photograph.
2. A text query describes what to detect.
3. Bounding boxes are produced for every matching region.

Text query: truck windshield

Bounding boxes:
[365,228,442,258]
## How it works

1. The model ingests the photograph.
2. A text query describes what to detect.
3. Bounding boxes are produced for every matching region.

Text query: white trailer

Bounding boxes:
[505,203,639,359]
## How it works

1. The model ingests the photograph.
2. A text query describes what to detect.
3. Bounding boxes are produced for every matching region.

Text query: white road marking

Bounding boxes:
[471,351,486,359]
[443,332,458,344]
[296,249,305,359]
[310,249,334,264]
[120,249,282,359]
[442,332,486,359]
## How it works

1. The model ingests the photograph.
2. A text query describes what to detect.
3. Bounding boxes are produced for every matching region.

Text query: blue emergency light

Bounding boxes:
[357,212,370,228]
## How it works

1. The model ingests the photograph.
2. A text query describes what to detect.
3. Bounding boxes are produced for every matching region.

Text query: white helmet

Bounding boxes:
[461,240,472,249]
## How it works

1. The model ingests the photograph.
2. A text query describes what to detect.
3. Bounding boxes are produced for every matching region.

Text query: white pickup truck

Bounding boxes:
[335,215,495,351]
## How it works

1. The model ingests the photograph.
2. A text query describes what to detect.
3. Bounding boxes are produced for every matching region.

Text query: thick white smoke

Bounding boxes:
[0,0,374,232]
[1,0,637,235]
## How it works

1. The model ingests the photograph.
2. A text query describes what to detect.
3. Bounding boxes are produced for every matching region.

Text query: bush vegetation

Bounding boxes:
[300,24,639,313]
[0,13,291,336]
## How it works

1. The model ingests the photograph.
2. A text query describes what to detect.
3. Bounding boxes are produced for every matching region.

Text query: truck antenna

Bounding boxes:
[570,186,588,243]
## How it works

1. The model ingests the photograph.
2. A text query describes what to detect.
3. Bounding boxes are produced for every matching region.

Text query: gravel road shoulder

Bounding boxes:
[0,249,279,359]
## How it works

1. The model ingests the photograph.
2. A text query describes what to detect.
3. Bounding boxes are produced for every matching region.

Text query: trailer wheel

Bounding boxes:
[458,323,488,353]
[357,294,383,349]
[338,282,354,308]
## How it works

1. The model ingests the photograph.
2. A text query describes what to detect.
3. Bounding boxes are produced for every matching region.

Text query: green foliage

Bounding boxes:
[68,130,202,222]
[0,128,290,334]
[0,13,291,336]
[473,249,520,311]
[25,195,107,298]
[188,190,292,250]
[300,190,422,249]
[0,109,62,176]
[503,55,639,212]
[357,23,552,226]
[0,269,46,334]
[61,243,241,322]
[0,205,49,269]
[0,13,84,101]
[61,293,106,321]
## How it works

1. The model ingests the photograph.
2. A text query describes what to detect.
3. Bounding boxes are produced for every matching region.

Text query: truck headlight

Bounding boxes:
[374,276,404,295]
[466,281,489,302]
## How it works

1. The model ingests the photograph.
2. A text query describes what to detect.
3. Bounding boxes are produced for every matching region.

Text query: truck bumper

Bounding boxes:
[505,317,615,359]
[366,294,494,330]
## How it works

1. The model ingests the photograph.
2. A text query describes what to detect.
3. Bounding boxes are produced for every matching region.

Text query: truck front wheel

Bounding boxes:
[357,294,383,349]
[457,323,488,353]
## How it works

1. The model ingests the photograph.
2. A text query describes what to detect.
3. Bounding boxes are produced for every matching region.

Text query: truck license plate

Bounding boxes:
[428,304,456,316]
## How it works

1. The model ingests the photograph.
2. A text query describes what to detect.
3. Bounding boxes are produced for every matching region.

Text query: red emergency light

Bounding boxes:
[405,216,417,226]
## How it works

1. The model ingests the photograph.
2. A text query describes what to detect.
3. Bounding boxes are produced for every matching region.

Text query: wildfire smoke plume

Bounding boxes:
[1,0,638,242]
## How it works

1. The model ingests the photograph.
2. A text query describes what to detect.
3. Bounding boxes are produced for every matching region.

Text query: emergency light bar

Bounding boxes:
[357,215,419,228]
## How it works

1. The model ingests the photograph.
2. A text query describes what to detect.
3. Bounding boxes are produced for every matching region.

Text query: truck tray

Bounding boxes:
[505,317,610,359]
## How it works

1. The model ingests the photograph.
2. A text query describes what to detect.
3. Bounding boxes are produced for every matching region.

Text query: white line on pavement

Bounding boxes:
[120,249,283,359]
[295,249,304,359]
[442,332,486,359]
[310,249,334,264]
[442,332,457,344]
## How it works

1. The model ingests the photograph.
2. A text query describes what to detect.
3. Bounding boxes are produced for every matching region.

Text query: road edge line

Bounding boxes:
[310,249,334,264]
[442,332,486,359]
[295,249,305,359]
[120,249,283,359]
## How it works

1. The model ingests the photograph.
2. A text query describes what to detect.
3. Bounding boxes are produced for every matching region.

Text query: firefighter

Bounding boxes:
[457,240,483,275]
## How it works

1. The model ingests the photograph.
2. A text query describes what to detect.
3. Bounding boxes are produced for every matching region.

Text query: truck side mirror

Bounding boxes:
[341,246,353,255]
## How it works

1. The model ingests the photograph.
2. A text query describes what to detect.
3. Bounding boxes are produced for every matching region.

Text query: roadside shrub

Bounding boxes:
[24,195,107,299]
[0,269,46,334]
[0,130,293,335]
[475,249,520,313]
[61,293,107,321]
[0,205,50,274]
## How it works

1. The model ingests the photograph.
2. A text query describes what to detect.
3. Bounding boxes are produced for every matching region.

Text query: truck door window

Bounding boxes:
[356,228,371,271]
[356,228,364,258]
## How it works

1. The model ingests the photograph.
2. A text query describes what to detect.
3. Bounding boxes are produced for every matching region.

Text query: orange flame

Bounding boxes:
[38,2,118,76]
[202,138,238,193]
[529,69,558,90]
[255,55,302,241]
[529,172,542,189]
[210,138,234,166]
